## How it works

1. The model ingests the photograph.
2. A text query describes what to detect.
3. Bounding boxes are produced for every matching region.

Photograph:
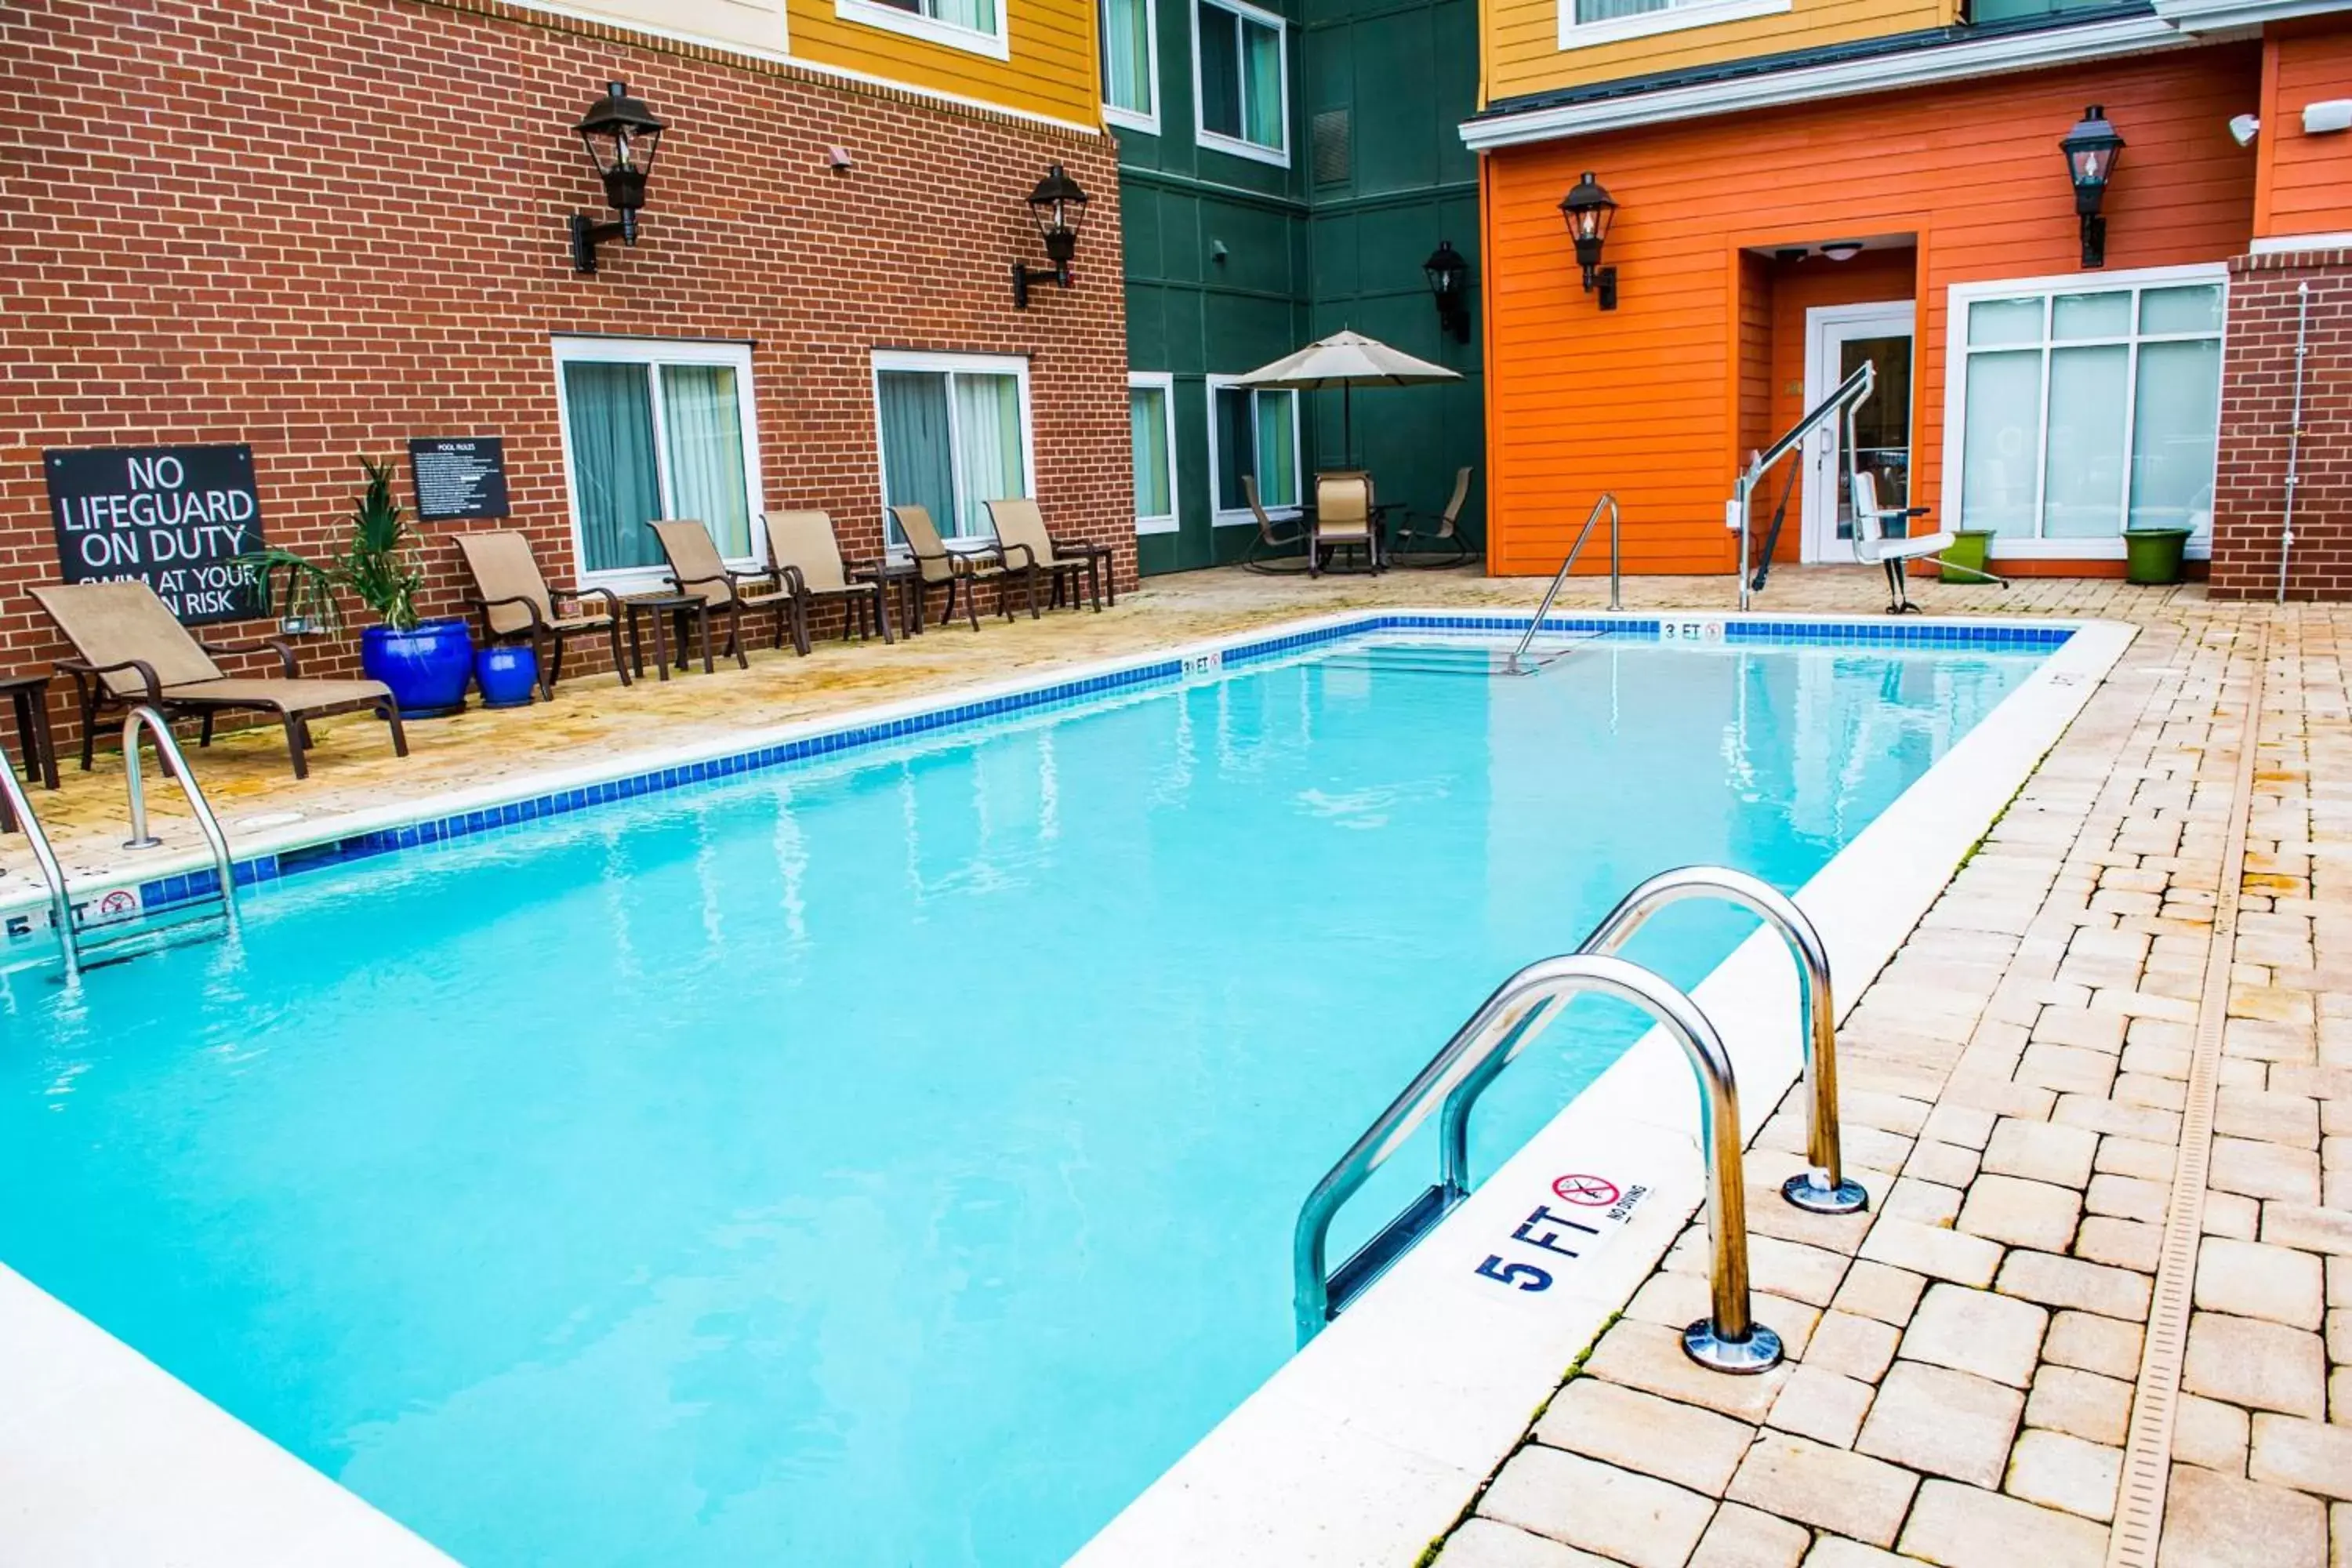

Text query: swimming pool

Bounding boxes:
[0,617,2060,1566]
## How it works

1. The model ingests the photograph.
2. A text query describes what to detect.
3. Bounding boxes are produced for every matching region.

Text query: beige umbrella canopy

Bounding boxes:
[1238,328,1460,469]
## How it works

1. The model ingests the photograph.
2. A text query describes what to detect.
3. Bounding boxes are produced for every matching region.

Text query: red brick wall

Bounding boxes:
[2210,249,2352,600]
[0,0,1129,742]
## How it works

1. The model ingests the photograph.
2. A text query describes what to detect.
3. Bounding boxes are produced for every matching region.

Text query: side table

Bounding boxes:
[0,673,59,833]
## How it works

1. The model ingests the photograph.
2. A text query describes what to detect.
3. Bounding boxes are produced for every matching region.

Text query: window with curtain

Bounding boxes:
[1196,0,1286,157]
[1129,376,1176,533]
[1951,274,2224,548]
[1209,381,1298,519]
[556,343,758,578]
[866,0,998,35]
[1102,0,1156,123]
[874,355,1032,544]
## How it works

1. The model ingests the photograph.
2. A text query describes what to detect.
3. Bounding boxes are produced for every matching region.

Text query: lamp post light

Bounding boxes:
[1559,171,1619,310]
[2060,105,2125,269]
[570,81,666,274]
[1423,240,1472,343]
[1012,164,1091,309]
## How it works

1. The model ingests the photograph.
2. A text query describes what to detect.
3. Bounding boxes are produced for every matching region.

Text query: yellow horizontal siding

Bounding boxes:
[1488,0,1954,107]
[789,0,1103,125]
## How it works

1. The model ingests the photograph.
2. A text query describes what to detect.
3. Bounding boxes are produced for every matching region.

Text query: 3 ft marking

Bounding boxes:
[1659,618,1723,644]
[1181,651,1222,680]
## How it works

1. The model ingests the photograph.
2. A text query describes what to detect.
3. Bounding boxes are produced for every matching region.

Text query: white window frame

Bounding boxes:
[1556,0,1788,50]
[871,349,1037,553]
[1128,372,1180,535]
[1205,374,1301,526]
[1940,262,2227,561]
[836,0,1012,61]
[1102,0,1161,134]
[1190,0,1290,168]
[550,336,764,591]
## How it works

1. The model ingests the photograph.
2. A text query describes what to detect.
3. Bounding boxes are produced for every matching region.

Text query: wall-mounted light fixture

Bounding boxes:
[1559,171,1618,310]
[570,81,666,274]
[1012,165,1091,309]
[2228,113,2261,147]
[1423,240,1472,343]
[2060,105,2124,269]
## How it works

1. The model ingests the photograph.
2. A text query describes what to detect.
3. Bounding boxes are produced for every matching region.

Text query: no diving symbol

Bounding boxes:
[1552,1174,1619,1207]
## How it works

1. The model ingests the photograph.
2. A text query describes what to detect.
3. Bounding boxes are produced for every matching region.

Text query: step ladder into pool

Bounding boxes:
[0,706,241,980]
[1291,865,1865,1375]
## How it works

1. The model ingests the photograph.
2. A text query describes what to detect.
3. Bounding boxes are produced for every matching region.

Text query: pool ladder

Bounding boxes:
[1508,492,1620,674]
[1292,866,1864,1374]
[0,706,240,979]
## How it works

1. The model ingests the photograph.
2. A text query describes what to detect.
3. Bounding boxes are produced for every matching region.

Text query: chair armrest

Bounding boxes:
[670,572,733,597]
[200,638,301,677]
[999,543,1037,570]
[779,564,808,597]
[554,586,625,618]
[57,656,167,703]
[467,593,550,633]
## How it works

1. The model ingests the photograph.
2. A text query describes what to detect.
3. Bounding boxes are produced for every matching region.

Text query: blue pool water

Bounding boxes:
[0,633,2040,1566]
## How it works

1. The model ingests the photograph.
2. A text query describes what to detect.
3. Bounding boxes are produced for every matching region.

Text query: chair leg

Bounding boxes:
[608,620,632,687]
[280,711,309,780]
[965,576,981,632]
[383,698,409,759]
[1025,564,1039,620]
[198,710,216,749]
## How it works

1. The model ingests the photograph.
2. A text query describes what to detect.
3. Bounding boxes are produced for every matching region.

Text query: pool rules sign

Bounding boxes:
[44,445,266,625]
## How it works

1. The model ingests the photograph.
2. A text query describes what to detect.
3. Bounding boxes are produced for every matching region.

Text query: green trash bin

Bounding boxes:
[1940,528,1997,584]
[2123,527,2194,586]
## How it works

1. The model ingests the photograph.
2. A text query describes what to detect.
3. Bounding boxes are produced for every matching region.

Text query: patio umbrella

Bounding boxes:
[1237,329,1460,470]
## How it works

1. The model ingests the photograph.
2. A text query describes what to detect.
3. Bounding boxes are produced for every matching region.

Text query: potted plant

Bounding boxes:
[242,457,475,716]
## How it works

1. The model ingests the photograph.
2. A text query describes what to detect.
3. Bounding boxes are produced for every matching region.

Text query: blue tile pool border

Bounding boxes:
[45,612,2070,932]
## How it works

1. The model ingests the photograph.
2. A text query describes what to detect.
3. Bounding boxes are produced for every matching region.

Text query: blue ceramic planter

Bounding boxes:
[474,644,539,709]
[361,619,474,718]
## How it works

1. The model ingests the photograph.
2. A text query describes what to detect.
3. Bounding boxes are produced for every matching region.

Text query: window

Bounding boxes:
[1102,0,1159,132]
[1558,0,1789,49]
[1944,267,2225,556]
[836,0,1010,60]
[1193,0,1287,164]
[1129,373,1178,535]
[1206,376,1298,524]
[873,351,1034,545]
[553,338,760,583]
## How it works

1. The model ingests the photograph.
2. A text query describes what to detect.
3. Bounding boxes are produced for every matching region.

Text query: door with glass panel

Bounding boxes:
[1802,303,1915,563]
[555,343,760,580]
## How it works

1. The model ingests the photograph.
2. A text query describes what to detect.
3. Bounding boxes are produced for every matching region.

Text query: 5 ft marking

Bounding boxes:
[1472,1203,1602,1294]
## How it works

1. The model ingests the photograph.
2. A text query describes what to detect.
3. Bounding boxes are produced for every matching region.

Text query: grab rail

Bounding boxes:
[1291,951,1782,1374]
[1510,492,1619,673]
[1439,866,1864,1217]
[0,750,80,981]
[1733,361,1875,612]
[122,707,240,929]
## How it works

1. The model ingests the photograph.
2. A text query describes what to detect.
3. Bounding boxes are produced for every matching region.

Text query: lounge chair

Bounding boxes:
[983,498,1102,612]
[1310,473,1380,576]
[648,520,799,666]
[889,504,1034,630]
[455,530,629,697]
[1850,470,2005,613]
[761,510,891,650]
[1240,475,1308,573]
[31,580,406,780]
[1389,466,1475,568]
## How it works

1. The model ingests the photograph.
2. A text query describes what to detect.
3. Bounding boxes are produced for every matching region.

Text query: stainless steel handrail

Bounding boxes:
[0,751,80,981]
[1511,492,1619,673]
[1291,952,1781,1374]
[1439,866,1865,1217]
[122,707,240,927]
[1733,361,1875,612]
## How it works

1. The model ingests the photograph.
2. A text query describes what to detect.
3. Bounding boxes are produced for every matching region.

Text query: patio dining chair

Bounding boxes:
[1240,475,1308,574]
[31,580,406,780]
[1388,466,1475,569]
[455,530,629,697]
[889,504,1034,630]
[648,520,800,666]
[1310,473,1379,577]
[983,498,1101,612]
[763,510,891,649]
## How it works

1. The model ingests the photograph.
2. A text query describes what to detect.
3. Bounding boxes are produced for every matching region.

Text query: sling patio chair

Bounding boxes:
[31,580,407,780]
[1240,475,1309,573]
[1309,473,1380,577]
[982,498,1104,612]
[762,510,892,651]
[455,530,629,698]
[889,504,1036,631]
[1388,466,1476,569]
[648,520,800,668]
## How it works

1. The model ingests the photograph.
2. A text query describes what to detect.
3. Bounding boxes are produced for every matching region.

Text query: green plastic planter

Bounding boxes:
[2123,527,2193,586]
[1940,529,1997,583]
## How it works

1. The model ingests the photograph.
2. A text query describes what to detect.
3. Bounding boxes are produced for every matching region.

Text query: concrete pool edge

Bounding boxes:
[1066,615,2140,1568]
[0,608,2127,1566]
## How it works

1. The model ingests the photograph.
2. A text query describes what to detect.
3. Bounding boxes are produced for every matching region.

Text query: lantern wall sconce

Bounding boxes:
[1559,171,1619,310]
[1424,241,1472,343]
[1013,165,1091,309]
[570,81,666,275]
[2060,105,2124,269]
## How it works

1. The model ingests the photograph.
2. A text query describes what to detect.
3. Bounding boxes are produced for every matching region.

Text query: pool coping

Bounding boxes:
[0,608,2128,1566]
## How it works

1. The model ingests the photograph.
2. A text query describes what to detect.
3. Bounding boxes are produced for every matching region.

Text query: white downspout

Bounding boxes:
[2277,281,2311,604]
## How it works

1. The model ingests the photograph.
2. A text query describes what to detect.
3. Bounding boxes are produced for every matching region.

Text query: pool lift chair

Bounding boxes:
[1844,404,2005,614]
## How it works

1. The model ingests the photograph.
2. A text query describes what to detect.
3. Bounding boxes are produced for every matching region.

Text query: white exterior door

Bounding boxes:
[1802,303,1915,563]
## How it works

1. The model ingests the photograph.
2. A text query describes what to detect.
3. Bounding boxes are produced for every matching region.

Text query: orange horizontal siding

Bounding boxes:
[2256,20,2352,240]
[1482,47,2260,577]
